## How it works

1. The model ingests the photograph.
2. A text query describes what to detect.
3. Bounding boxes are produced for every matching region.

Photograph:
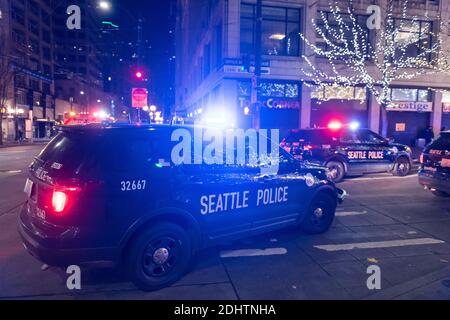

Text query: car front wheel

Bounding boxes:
[326,161,346,183]
[300,192,337,234]
[393,157,411,176]
[126,222,192,291]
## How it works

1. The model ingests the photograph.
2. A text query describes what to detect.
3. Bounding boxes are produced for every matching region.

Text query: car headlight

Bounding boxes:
[405,147,412,154]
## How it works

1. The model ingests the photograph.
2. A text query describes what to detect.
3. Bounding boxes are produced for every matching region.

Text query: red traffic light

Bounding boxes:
[135,71,143,79]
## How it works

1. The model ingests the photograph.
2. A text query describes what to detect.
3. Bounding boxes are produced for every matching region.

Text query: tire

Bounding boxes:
[300,192,337,234]
[431,190,450,198]
[326,161,346,183]
[392,157,411,176]
[125,222,192,291]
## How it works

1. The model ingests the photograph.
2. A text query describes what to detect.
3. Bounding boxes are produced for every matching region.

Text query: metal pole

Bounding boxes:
[252,0,262,130]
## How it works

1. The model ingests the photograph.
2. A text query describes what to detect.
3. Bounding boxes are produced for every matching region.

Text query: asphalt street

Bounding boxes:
[1,144,450,300]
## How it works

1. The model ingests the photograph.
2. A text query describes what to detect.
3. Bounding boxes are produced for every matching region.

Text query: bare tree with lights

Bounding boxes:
[300,0,450,135]
[0,28,15,145]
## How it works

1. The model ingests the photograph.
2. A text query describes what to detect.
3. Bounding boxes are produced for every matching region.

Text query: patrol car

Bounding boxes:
[18,124,346,291]
[419,131,450,197]
[281,122,413,182]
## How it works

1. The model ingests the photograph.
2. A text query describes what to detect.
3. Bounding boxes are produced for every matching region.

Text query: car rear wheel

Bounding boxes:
[126,222,192,291]
[431,190,450,197]
[300,192,337,234]
[326,161,345,183]
[393,157,411,176]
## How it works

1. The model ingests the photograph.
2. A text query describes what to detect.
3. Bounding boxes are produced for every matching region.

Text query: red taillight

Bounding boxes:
[51,186,81,214]
[303,144,314,151]
[52,191,67,213]
[419,153,424,164]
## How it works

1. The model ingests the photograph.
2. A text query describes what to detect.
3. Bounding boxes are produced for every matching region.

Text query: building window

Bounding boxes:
[316,11,370,57]
[42,30,51,43]
[312,84,367,102]
[392,19,434,62]
[29,79,40,91]
[42,82,51,94]
[29,40,40,55]
[12,29,25,46]
[238,80,299,99]
[43,64,52,76]
[29,0,40,16]
[11,6,25,25]
[29,58,39,71]
[240,3,301,57]
[15,75,27,88]
[43,47,51,60]
[28,19,39,35]
[390,88,431,102]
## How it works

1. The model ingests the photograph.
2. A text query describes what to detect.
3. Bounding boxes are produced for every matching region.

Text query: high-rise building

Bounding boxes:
[0,0,56,142]
[52,0,114,119]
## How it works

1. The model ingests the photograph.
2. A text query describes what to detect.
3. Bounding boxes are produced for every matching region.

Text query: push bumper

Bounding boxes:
[18,204,120,267]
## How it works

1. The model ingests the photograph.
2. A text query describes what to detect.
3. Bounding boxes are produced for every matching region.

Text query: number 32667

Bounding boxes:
[120,180,146,191]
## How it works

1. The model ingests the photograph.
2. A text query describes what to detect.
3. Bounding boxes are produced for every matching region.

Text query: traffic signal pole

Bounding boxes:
[252,0,262,130]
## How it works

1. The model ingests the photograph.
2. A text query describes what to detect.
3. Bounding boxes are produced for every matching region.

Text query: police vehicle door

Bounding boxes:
[357,129,392,173]
[251,148,305,233]
[178,161,259,242]
[339,129,369,174]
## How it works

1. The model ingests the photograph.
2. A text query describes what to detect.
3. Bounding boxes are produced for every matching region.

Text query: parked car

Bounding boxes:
[419,130,450,197]
[281,123,413,182]
[19,124,346,291]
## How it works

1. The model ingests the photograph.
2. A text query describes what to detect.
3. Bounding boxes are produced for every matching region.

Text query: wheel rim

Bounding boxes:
[397,161,410,175]
[310,200,330,226]
[328,165,341,180]
[142,236,180,277]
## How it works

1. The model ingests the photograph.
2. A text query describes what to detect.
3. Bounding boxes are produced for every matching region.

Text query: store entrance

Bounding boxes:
[386,112,431,146]
[442,113,450,131]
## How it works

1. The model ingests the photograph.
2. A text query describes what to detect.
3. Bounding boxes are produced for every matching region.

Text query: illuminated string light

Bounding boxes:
[299,0,450,108]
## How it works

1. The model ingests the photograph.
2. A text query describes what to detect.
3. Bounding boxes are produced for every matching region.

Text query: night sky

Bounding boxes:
[98,0,175,110]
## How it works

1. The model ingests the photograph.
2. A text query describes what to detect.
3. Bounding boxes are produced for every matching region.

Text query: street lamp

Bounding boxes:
[98,1,111,10]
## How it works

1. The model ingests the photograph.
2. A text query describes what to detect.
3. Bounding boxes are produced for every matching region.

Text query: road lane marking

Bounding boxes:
[335,210,368,217]
[220,248,287,258]
[314,238,444,252]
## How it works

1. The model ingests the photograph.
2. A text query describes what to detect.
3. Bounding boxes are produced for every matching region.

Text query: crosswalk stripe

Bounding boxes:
[314,238,444,252]
[335,210,367,217]
[220,248,287,258]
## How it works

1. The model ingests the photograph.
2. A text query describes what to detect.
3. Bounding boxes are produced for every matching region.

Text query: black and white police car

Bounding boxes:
[419,130,450,197]
[19,124,346,291]
[281,122,413,182]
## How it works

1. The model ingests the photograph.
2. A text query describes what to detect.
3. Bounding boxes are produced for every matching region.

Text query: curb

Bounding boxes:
[0,142,47,149]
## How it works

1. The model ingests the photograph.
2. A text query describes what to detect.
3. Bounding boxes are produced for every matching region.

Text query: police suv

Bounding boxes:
[19,124,346,291]
[419,131,450,197]
[281,123,413,182]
